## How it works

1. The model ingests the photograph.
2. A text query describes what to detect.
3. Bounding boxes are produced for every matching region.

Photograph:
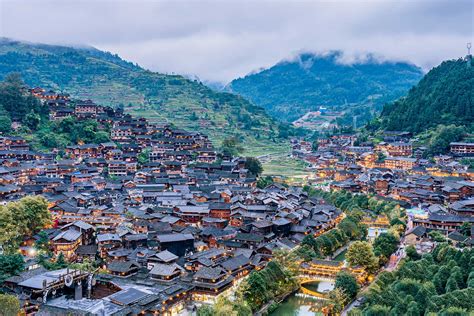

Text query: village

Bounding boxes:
[292,133,474,242]
[0,87,472,315]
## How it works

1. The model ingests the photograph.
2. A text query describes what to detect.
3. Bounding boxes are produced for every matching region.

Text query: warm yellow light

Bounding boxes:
[28,248,37,257]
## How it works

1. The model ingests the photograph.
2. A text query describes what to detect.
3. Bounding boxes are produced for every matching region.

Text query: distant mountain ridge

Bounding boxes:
[228,51,424,124]
[0,38,294,153]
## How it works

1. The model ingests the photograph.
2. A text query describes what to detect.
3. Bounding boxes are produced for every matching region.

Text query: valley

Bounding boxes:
[228,51,424,126]
[0,37,472,316]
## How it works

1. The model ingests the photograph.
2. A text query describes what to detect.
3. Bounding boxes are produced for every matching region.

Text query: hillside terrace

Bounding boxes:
[0,89,351,314]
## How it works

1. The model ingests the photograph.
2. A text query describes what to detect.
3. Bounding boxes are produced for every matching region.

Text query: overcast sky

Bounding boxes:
[0,0,472,82]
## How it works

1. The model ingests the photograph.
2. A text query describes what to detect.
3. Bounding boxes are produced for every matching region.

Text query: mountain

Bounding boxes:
[378,57,474,134]
[227,51,423,124]
[0,38,295,155]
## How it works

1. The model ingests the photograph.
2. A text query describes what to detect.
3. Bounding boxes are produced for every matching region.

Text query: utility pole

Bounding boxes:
[467,43,472,68]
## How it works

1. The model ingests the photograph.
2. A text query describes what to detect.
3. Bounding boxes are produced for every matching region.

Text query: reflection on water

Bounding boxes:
[302,281,334,293]
[269,281,334,316]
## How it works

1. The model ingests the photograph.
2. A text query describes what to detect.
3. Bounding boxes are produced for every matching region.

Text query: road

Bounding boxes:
[342,245,406,315]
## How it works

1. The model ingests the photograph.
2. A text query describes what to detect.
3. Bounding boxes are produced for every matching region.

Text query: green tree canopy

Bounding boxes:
[245,157,263,176]
[335,271,359,300]
[221,136,244,156]
[0,254,24,283]
[0,294,20,316]
[0,196,51,252]
[373,232,399,260]
[346,241,379,273]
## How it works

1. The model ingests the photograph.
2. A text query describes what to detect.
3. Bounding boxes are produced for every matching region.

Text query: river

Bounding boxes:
[269,281,335,316]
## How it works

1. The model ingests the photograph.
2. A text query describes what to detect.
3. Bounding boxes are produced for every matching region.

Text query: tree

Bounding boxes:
[406,245,421,261]
[406,301,421,316]
[440,307,470,316]
[361,245,473,315]
[326,288,349,314]
[433,266,451,294]
[245,157,263,176]
[55,252,67,268]
[338,218,358,239]
[0,294,20,316]
[256,176,273,189]
[211,297,237,316]
[197,305,214,316]
[70,257,96,272]
[94,131,110,143]
[0,205,18,252]
[25,111,41,130]
[373,232,399,260]
[0,196,51,252]
[318,234,335,255]
[11,195,51,236]
[335,271,359,300]
[221,136,244,156]
[446,275,460,293]
[364,305,391,316]
[138,148,151,165]
[0,115,12,133]
[429,230,447,242]
[426,125,466,156]
[0,73,43,121]
[459,222,471,237]
[243,271,269,310]
[0,254,24,282]
[346,241,379,273]
[35,230,51,254]
[379,59,474,134]
[189,112,199,121]
[233,302,252,316]
[272,249,299,277]
[295,244,317,261]
[376,152,386,162]
[467,271,474,288]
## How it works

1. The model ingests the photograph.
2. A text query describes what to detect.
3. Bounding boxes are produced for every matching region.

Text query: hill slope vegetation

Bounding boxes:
[0,38,296,154]
[228,52,423,124]
[378,57,474,133]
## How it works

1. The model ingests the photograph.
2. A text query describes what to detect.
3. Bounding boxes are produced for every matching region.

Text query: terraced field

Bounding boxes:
[0,38,296,156]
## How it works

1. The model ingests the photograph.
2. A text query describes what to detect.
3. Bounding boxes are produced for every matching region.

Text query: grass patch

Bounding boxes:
[262,155,311,177]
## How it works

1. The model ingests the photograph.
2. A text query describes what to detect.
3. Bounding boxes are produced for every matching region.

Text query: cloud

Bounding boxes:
[0,0,472,82]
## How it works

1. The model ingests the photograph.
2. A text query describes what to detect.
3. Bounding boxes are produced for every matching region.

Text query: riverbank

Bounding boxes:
[255,289,297,316]
[267,281,335,316]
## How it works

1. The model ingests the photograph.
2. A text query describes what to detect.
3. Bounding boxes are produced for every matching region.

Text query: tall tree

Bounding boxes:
[0,294,20,316]
[0,254,24,282]
[245,157,263,176]
[335,271,359,300]
[0,196,51,252]
[373,232,399,260]
[346,241,379,273]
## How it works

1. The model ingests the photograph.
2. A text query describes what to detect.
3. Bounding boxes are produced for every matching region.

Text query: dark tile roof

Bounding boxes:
[220,254,250,272]
[194,266,226,280]
[107,261,140,273]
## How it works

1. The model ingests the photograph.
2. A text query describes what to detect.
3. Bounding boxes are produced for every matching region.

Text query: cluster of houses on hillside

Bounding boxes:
[1,87,472,315]
[292,131,474,244]
[1,89,348,315]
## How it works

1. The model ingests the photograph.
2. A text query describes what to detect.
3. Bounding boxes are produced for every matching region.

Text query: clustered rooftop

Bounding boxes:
[1,89,345,314]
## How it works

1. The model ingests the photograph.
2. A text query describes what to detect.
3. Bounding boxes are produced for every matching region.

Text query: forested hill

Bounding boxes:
[378,57,474,133]
[0,38,295,153]
[228,51,423,123]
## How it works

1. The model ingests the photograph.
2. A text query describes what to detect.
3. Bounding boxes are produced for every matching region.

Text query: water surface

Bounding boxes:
[269,281,334,316]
